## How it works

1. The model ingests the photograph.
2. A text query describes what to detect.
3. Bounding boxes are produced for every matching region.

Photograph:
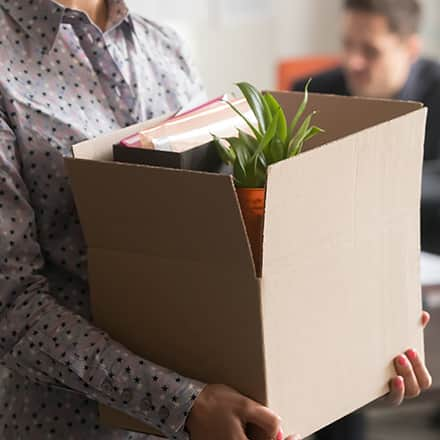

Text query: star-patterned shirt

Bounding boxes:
[0,0,206,439]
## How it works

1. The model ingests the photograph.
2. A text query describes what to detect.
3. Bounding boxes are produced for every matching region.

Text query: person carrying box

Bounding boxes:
[0,0,432,439]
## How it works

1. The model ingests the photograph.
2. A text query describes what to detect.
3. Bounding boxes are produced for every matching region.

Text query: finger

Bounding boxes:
[394,354,421,398]
[244,405,281,439]
[386,376,405,406]
[245,424,283,440]
[406,349,432,390]
[233,418,251,440]
[276,428,284,440]
[245,424,269,440]
[422,311,430,329]
[285,436,302,440]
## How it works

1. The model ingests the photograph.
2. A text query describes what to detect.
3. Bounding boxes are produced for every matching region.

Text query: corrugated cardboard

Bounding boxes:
[65,91,427,438]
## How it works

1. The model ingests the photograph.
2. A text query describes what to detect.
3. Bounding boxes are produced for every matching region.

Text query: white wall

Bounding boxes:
[125,0,341,96]
[422,0,440,58]
[125,0,439,97]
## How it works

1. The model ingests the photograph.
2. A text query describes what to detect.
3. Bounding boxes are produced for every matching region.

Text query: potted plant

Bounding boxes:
[213,81,323,275]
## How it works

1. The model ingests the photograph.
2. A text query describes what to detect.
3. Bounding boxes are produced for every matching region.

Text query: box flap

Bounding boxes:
[270,91,423,152]
[262,103,426,274]
[261,105,427,436]
[65,159,255,273]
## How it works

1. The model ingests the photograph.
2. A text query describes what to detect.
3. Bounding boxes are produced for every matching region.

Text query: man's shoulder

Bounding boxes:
[417,57,440,77]
[292,67,348,95]
[417,58,440,85]
[414,58,440,98]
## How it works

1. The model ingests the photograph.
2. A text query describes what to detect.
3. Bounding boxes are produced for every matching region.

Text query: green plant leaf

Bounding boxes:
[267,138,285,164]
[236,82,271,133]
[252,109,281,170]
[289,124,324,157]
[288,110,315,156]
[304,126,325,141]
[264,92,287,143]
[237,128,258,153]
[243,159,267,188]
[226,136,250,172]
[213,79,323,188]
[224,99,262,141]
[212,134,235,164]
[233,155,247,187]
[264,139,274,164]
[288,78,311,138]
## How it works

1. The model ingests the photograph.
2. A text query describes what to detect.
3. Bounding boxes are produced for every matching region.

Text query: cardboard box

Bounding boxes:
[65,91,427,438]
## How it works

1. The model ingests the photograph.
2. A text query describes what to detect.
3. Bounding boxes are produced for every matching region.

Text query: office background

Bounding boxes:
[126,1,440,439]
[125,0,440,96]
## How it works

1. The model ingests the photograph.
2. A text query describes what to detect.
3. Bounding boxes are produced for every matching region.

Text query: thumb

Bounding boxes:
[244,404,281,439]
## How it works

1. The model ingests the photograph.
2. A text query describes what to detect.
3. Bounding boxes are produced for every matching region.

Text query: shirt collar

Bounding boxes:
[0,0,132,56]
[106,0,131,32]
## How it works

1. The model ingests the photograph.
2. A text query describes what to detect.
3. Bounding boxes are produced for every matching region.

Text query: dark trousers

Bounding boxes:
[314,412,366,440]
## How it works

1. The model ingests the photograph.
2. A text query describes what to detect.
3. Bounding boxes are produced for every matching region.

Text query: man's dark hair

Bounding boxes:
[343,0,422,36]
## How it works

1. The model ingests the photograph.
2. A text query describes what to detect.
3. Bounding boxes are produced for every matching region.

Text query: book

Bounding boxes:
[113,95,255,172]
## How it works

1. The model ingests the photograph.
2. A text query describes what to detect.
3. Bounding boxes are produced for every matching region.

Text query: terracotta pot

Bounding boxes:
[236,187,265,276]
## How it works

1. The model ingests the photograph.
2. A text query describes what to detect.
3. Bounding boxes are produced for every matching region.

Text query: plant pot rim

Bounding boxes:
[235,186,265,191]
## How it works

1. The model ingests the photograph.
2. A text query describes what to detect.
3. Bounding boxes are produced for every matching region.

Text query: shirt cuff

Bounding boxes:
[162,377,206,439]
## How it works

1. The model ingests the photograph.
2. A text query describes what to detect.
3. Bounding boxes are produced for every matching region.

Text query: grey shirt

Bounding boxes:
[0,0,206,438]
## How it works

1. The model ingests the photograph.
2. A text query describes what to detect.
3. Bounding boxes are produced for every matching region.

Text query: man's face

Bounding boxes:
[341,10,419,98]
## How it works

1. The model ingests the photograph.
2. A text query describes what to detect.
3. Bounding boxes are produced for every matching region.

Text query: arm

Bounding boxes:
[0,108,204,439]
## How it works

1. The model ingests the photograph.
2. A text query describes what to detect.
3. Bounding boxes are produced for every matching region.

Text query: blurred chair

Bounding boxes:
[277,55,341,91]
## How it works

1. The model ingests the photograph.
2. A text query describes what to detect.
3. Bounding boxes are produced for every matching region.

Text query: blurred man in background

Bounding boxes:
[293,0,440,439]
[294,0,440,255]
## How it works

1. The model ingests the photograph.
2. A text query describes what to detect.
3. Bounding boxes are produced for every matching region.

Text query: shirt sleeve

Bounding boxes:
[170,27,208,109]
[134,14,208,109]
[0,107,205,439]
